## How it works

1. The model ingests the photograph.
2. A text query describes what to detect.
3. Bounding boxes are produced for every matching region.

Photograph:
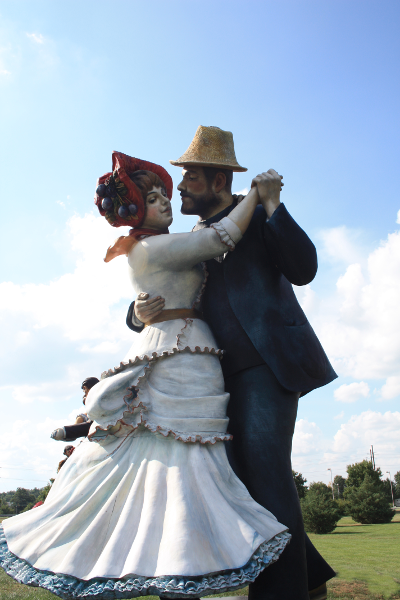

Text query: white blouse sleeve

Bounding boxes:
[131,217,242,272]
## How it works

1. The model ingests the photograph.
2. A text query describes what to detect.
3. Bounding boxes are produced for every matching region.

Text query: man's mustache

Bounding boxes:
[180,192,197,200]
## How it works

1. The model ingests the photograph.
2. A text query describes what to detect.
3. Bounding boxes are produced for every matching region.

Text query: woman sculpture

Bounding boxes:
[0,152,290,600]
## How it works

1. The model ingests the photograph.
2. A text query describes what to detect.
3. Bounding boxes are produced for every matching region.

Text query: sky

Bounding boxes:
[0,0,399,494]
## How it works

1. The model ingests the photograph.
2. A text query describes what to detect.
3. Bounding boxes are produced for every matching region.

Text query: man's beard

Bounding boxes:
[180,189,220,218]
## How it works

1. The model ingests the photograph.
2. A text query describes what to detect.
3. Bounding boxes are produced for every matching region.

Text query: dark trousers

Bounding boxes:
[225,364,334,600]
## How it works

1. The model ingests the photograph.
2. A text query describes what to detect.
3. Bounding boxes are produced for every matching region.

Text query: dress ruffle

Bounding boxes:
[0,524,290,600]
[86,318,232,445]
[210,221,237,251]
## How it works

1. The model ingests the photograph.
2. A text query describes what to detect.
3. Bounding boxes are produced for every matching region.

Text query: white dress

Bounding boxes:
[0,217,290,600]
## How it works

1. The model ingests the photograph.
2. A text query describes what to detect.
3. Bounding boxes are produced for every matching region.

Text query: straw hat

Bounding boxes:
[170,126,247,172]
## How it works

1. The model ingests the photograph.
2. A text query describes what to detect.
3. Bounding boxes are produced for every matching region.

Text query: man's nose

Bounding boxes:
[177,179,185,192]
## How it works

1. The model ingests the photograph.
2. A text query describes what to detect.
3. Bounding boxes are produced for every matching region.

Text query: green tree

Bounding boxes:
[300,482,342,534]
[0,499,12,514]
[345,460,381,490]
[382,477,395,505]
[333,475,346,498]
[36,479,54,503]
[11,488,36,514]
[393,471,400,499]
[292,470,308,499]
[345,475,394,524]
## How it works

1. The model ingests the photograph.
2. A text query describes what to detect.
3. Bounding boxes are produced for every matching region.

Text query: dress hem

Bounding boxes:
[0,525,290,600]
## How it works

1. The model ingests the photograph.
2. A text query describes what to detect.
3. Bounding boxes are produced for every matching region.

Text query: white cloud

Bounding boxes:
[292,411,400,484]
[15,331,31,346]
[380,376,400,400]
[0,69,11,75]
[334,411,344,420]
[318,226,364,265]
[396,209,400,225]
[0,213,133,345]
[57,200,66,209]
[293,284,317,315]
[0,419,66,490]
[332,410,400,459]
[26,33,45,44]
[334,381,370,403]
[293,419,325,456]
[309,218,400,380]
[234,187,249,196]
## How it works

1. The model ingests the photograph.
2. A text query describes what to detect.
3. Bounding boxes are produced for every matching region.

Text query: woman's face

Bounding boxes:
[142,186,173,230]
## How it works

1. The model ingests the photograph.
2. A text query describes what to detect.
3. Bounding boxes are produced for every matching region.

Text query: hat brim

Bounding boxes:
[169,159,247,173]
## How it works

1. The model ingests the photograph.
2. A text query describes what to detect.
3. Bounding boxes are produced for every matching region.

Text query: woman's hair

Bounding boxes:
[81,377,99,390]
[129,170,166,202]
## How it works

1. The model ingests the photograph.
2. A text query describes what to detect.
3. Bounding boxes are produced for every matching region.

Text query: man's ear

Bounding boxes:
[213,172,226,194]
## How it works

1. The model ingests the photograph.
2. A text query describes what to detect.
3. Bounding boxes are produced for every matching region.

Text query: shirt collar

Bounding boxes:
[193,195,241,230]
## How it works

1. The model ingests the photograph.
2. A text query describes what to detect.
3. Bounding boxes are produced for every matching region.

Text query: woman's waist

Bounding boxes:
[124,317,221,362]
[144,308,204,328]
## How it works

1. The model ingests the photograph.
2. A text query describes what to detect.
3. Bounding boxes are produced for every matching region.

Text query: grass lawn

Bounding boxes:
[309,511,400,599]
[1,513,400,599]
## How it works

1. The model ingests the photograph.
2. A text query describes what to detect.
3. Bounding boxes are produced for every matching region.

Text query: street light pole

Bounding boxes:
[327,468,334,500]
[386,471,394,507]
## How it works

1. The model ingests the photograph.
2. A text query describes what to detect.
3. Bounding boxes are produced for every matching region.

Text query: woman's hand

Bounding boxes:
[251,169,283,218]
[51,428,65,440]
[134,292,165,324]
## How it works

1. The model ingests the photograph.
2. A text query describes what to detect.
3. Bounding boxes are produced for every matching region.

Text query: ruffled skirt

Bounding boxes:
[0,324,291,599]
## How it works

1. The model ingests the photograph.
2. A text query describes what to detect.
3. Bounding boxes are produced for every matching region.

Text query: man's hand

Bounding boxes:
[251,169,283,218]
[51,428,65,441]
[134,292,165,323]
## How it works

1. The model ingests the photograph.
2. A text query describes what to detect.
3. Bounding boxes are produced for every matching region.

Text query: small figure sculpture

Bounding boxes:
[57,445,75,473]
[50,376,99,442]
[0,151,291,599]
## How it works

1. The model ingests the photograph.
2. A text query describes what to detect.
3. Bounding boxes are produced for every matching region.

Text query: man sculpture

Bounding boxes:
[127,126,337,600]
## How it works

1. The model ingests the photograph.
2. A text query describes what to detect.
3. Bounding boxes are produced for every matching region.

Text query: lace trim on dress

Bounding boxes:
[210,221,237,251]
[0,524,291,600]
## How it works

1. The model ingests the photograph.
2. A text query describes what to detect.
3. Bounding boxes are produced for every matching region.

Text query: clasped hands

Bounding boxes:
[251,168,283,218]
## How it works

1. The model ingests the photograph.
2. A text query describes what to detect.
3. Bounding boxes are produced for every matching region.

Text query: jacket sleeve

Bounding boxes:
[126,301,145,333]
[63,421,92,442]
[263,203,318,285]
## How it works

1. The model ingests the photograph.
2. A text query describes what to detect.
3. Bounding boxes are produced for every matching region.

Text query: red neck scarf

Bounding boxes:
[104,228,169,263]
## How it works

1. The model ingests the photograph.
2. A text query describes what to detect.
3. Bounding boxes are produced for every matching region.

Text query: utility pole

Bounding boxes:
[370,445,376,470]
[327,468,334,500]
[386,471,395,507]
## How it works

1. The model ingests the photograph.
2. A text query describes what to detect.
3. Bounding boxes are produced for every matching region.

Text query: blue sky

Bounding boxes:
[0,0,399,493]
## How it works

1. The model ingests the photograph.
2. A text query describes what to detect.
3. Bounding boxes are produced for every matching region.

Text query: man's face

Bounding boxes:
[177,167,218,217]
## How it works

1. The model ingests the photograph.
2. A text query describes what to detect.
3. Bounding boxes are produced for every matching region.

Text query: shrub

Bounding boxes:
[292,470,308,499]
[345,475,394,524]
[301,482,342,534]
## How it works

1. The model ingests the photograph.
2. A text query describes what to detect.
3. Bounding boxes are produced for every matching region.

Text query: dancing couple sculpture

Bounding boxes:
[0,126,336,600]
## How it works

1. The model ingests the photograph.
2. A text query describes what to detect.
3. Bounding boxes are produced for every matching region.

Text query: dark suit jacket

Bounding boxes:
[127,203,337,393]
[219,203,337,392]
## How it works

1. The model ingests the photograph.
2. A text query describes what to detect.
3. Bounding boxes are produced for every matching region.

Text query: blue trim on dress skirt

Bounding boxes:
[0,524,290,599]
